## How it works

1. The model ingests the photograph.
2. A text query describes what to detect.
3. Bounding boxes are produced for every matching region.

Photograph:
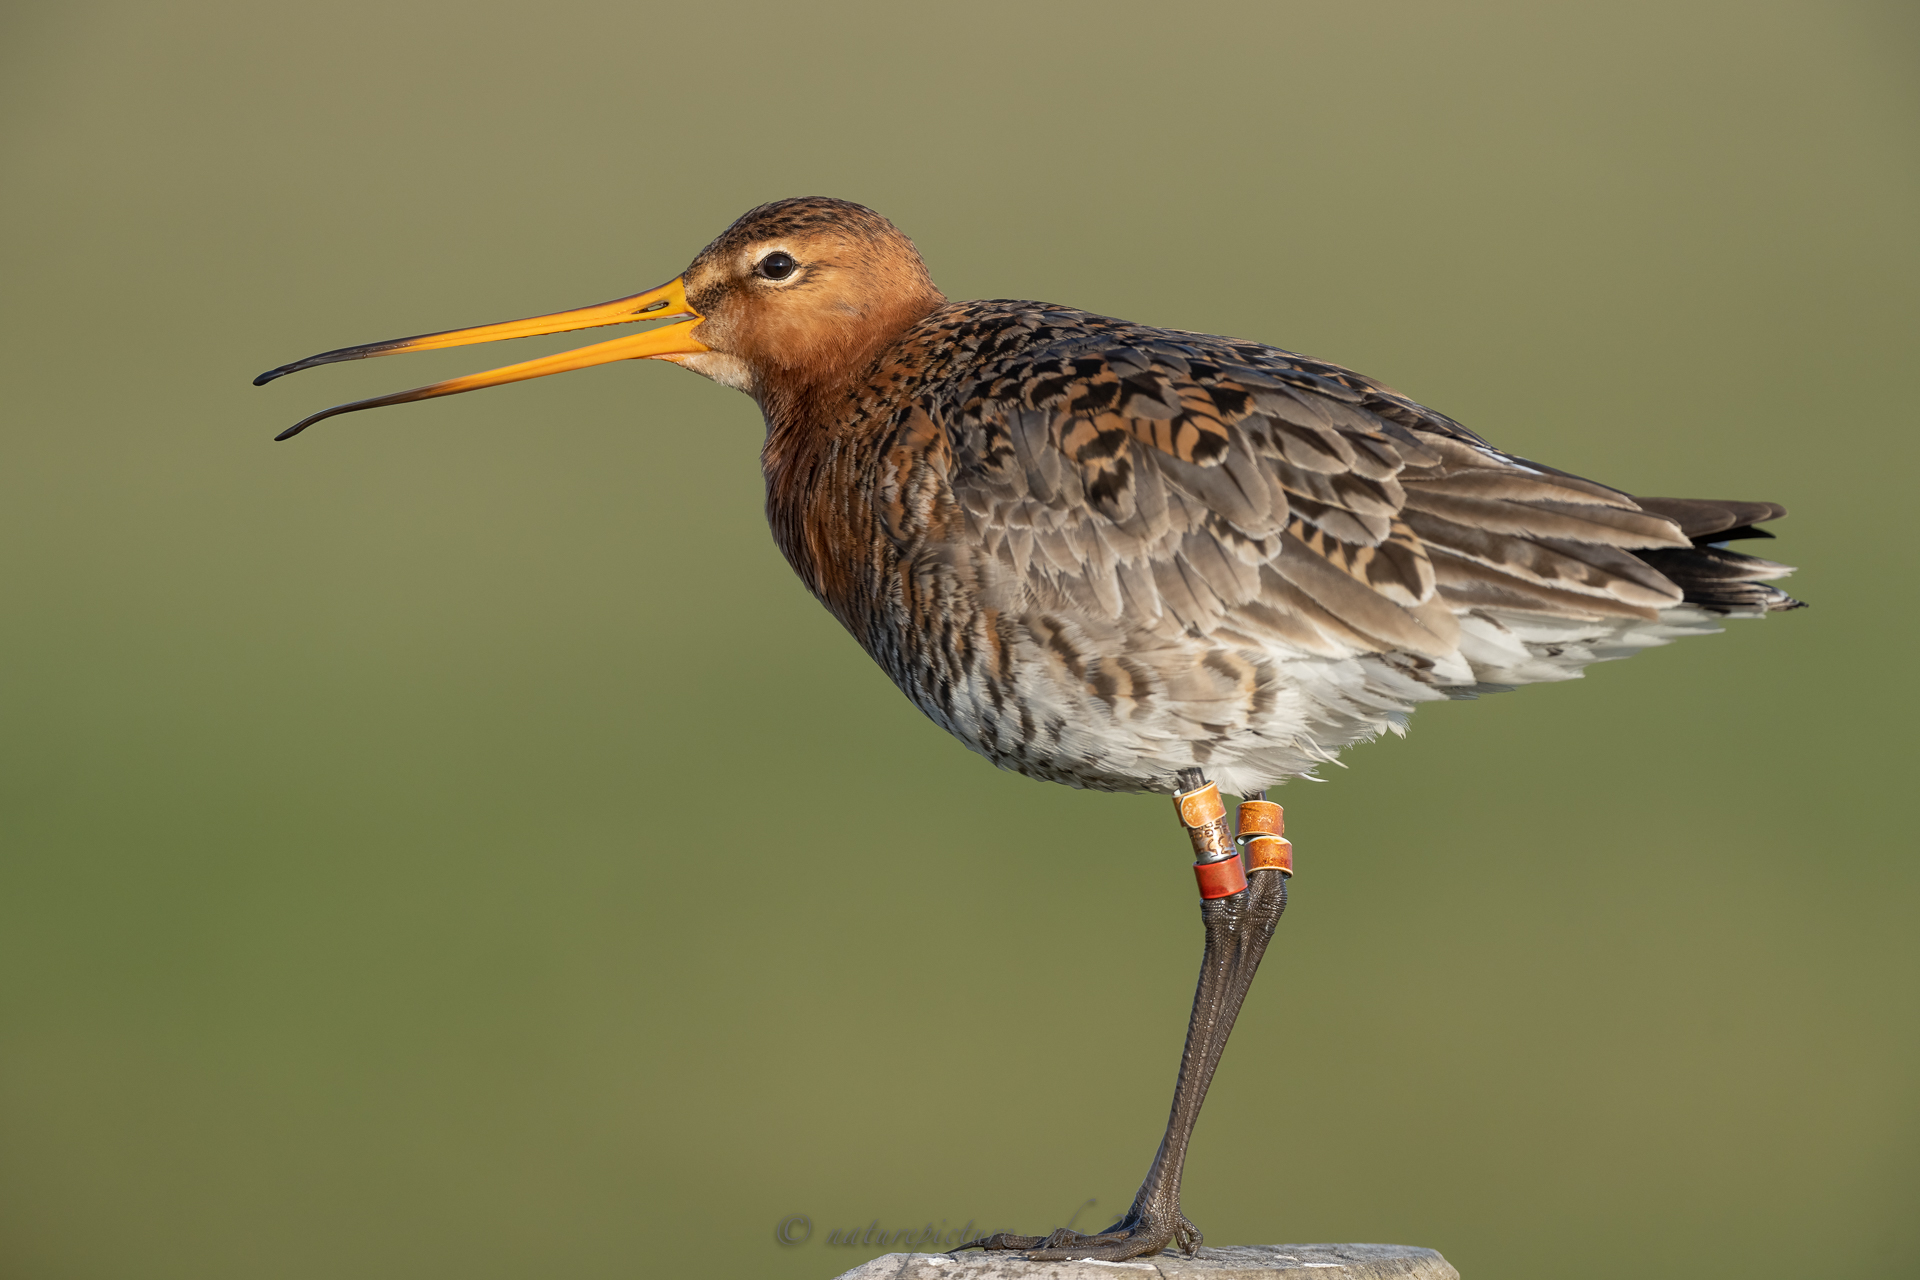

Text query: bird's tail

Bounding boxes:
[1630,497,1805,613]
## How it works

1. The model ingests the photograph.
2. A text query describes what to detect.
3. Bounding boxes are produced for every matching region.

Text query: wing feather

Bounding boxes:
[919,307,1747,685]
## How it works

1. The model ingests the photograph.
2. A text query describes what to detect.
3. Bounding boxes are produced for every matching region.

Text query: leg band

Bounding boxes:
[1174,780,1245,899]
[1243,835,1293,875]
[1172,781,1236,863]
[1174,781,1226,829]
[1193,856,1249,899]
[1237,800,1293,876]
[1236,800,1283,838]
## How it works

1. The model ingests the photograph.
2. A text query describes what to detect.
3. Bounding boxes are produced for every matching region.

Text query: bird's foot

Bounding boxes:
[953,1206,1199,1262]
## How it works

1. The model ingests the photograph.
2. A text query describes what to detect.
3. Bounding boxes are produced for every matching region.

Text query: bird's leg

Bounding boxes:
[958,774,1292,1262]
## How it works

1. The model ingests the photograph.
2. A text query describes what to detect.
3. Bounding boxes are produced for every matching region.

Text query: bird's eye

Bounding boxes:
[756,251,797,281]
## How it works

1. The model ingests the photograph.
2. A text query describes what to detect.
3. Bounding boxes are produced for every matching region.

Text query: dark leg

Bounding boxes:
[957,777,1290,1261]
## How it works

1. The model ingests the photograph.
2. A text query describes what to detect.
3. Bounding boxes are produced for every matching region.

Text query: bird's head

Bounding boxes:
[257,197,944,440]
[676,198,945,397]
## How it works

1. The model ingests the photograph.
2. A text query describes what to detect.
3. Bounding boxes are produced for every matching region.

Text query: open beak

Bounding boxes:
[256,277,707,440]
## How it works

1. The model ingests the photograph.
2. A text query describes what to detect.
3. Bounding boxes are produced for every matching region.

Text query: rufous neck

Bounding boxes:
[755,288,944,441]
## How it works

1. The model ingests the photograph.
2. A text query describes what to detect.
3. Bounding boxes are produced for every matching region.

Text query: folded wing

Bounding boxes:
[932,311,1796,695]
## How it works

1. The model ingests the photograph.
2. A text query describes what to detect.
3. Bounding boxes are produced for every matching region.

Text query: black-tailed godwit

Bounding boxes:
[258,197,1801,1261]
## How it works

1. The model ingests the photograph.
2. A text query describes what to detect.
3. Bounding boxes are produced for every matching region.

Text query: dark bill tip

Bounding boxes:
[273,404,347,441]
[254,344,399,386]
[255,356,333,386]
[255,357,321,386]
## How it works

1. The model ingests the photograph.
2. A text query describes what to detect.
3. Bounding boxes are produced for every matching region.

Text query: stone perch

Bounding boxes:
[830,1243,1458,1279]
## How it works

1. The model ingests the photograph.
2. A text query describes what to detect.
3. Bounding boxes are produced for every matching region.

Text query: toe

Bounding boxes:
[952,1232,1045,1253]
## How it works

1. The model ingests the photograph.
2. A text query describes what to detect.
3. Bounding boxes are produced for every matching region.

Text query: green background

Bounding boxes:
[3,2,1913,1276]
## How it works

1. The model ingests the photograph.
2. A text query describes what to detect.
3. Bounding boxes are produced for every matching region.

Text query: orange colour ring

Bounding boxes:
[1193,857,1249,899]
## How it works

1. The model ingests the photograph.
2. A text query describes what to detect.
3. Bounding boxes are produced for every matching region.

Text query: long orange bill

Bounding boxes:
[256,277,707,440]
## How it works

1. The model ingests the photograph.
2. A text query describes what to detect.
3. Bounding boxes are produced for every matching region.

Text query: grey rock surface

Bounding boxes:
[829,1243,1457,1280]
